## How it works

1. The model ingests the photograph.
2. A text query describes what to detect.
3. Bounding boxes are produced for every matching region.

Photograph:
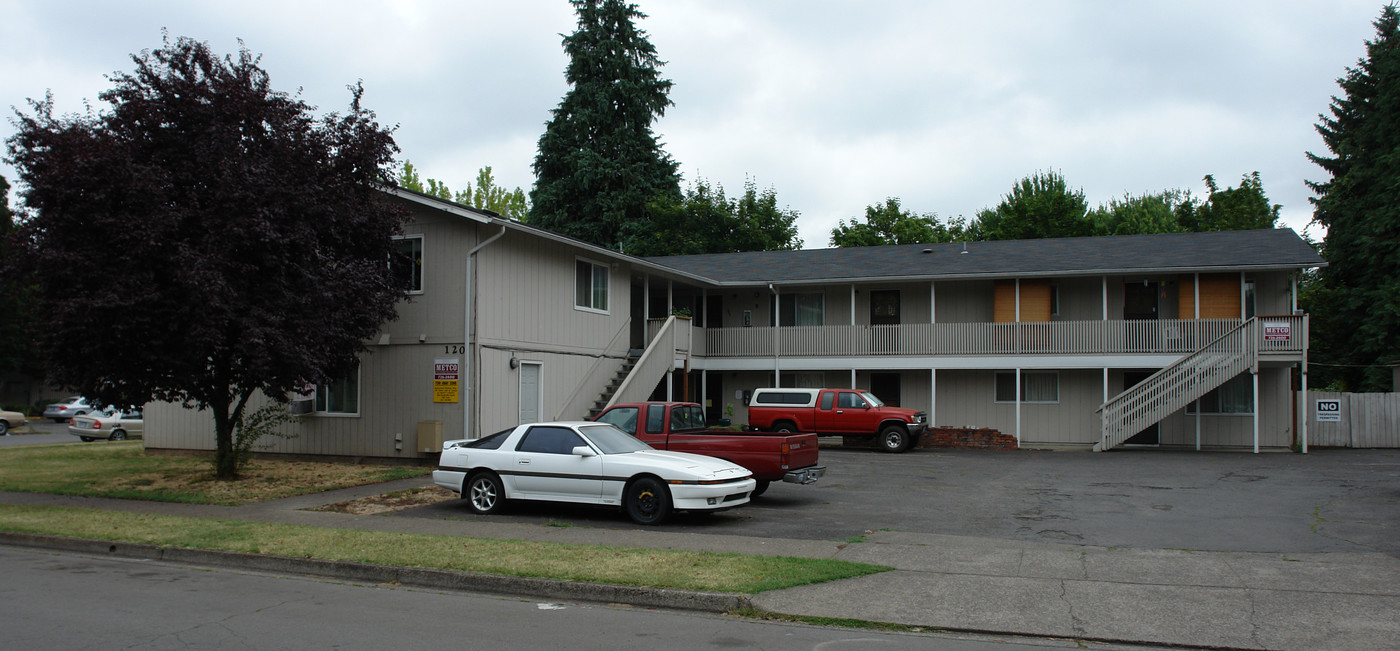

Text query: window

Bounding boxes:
[316,367,360,415]
[837,392,868,409]
[517,426,586,454]
[1050,284,1060,316]
[1188,375,1254,414]
[575,259,609,313]
[596,407,638,435]
[770,292,824,326]
[391,235,423,293]
[995,372,1059,403]
[645,404,666,434]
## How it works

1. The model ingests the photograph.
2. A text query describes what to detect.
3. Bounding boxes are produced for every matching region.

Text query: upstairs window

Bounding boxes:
[391,235,424,293]
[575,259,609,313]
[770,292,824,326]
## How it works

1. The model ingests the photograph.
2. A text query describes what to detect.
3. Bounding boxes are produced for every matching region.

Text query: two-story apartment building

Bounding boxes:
[145,189,1324,459]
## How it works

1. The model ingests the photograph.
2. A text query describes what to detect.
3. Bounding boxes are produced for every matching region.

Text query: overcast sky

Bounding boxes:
[1,1,1386,247]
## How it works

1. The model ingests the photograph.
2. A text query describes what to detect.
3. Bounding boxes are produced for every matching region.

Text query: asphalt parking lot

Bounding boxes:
[401,446,1400,556]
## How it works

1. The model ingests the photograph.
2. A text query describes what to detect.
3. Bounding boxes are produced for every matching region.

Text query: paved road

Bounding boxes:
[401,447,1400,556]
[1,546,1116,651]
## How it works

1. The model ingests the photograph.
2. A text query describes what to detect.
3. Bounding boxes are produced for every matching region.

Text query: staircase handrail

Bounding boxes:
[605,315,680,410]
[554,318,632,420]
[1096,318,1258,451]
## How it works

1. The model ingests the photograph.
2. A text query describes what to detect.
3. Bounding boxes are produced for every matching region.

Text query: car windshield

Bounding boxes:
[859,391,885,407]
[578,424,654,454]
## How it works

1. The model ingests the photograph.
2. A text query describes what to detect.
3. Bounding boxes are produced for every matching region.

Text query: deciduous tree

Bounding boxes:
[630,177,801,256]
[5,36,405,477]
[530,0,681,249]
[1304,5,1400,391]
[830,198,967,247]
[973,170,1092,240]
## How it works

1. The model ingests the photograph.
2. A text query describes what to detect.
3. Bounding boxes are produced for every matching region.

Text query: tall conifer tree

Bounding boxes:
[1305,5,1400,391]
[530,0,681,250]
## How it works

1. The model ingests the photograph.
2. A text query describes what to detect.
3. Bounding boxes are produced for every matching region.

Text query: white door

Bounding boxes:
[519,362,542,424]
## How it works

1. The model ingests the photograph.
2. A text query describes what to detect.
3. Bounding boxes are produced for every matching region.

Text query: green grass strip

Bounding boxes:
[0,504,889,594]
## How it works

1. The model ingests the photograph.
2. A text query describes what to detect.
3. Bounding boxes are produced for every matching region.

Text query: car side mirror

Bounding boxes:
[571,446,596,457]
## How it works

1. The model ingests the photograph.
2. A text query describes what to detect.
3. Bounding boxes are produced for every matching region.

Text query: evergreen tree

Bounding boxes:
[530,0,681,250]
[1304,5,1400,391]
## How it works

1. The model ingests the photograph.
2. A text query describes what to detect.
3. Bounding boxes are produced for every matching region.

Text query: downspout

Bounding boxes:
[464,225,507,440]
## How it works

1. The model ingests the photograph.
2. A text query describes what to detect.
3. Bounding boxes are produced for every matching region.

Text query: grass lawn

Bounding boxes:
[0,504,889,594]
[0,441,430,505]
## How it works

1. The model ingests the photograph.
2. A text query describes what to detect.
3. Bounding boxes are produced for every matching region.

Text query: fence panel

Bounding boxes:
[1301,391,1400,448]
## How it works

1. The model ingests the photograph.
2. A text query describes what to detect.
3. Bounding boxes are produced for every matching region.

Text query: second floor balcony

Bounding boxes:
[687,315,1307,361]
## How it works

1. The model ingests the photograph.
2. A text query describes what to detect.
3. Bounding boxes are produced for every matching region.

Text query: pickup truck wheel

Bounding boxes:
[752,480,770,497]
[879,424,910,453]
[771,421,797,434]
[625,476,671,525]
[464,471,506,515]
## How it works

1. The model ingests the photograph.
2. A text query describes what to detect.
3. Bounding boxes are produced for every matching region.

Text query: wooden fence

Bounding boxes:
[1303,392,1400,448]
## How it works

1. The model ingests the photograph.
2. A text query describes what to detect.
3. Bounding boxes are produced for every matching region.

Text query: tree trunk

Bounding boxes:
[211,393,237,479]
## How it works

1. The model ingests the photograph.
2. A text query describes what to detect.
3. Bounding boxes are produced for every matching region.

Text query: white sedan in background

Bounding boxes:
[433,422,756,525]
[69,408,144,442]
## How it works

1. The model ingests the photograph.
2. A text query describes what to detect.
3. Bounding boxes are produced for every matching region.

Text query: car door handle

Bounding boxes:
[836,410,844,414]
[517,459,530,465]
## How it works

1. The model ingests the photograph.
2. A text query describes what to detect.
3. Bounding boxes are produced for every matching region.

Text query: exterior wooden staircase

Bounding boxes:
[1095,319,1259,451]
[587,349,642,419]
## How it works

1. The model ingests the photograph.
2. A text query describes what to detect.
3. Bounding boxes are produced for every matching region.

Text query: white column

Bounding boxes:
[1102,276,1108,320]
[930,282,936,324]
[850,285,856,326]
[930,368,937,427]
[1015,367,1022,446]
[1301,357,1309,454]
[1252,371,1260,454]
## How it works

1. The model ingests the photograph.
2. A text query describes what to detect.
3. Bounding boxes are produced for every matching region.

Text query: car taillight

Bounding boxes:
[91,421,102,429]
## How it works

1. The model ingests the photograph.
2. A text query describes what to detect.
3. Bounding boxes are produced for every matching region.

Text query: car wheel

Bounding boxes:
[0,421,9,435]
[464,471,505,515]
[79,436,94,442]
[771,421,797,434]
[751,480,770,497]
[879,424,909,453]
[110,429,127,441]
[625,476,671,525]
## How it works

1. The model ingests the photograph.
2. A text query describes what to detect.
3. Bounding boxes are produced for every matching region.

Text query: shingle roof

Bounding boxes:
[643,229,1323,285]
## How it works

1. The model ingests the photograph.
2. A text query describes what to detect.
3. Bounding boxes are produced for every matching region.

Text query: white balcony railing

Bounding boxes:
[698,316,1308,359]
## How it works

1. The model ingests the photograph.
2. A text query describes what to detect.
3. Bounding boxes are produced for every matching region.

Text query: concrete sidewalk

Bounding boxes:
[4,480,1398,650]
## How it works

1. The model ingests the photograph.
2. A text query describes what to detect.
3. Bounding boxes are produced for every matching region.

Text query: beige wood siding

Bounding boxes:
[934,280,995,323]
[1157,367,1293,448]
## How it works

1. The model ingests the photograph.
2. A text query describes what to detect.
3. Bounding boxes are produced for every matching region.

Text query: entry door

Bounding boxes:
[1123,371,1159,445]
[871,290,900,352]
[871,373,901,407]
[1124,282,1159,320]
[519,362,542,424]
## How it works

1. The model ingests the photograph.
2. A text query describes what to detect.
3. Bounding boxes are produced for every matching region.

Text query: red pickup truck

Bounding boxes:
[594,401,824,495]
[747,388,928,453]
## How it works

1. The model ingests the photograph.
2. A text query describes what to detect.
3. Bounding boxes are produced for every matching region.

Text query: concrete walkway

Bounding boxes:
[3,478,1398,650]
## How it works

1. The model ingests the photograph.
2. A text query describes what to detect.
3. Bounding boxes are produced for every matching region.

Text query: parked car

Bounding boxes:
[43,396,99,423]
[0,408,27,435]
[747,387,928,453]
[69,407,144,442]
[594,401,824,496]
[433,421,756,525]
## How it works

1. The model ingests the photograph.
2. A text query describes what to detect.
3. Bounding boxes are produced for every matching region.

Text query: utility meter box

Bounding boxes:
[417,420,443,453]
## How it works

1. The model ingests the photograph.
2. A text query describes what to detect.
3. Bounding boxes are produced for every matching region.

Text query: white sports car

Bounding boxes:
[433,422,756,525]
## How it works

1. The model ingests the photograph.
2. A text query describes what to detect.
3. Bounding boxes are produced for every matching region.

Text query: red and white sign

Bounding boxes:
[1263,321,1290,342]
[434,358,460,403]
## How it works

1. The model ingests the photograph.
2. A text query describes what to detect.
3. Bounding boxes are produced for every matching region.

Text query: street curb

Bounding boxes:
[0,532,754,614]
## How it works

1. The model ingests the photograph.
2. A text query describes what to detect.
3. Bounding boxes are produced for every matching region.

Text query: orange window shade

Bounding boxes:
[1179,274,1240,319]
[994,281,1051,322]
